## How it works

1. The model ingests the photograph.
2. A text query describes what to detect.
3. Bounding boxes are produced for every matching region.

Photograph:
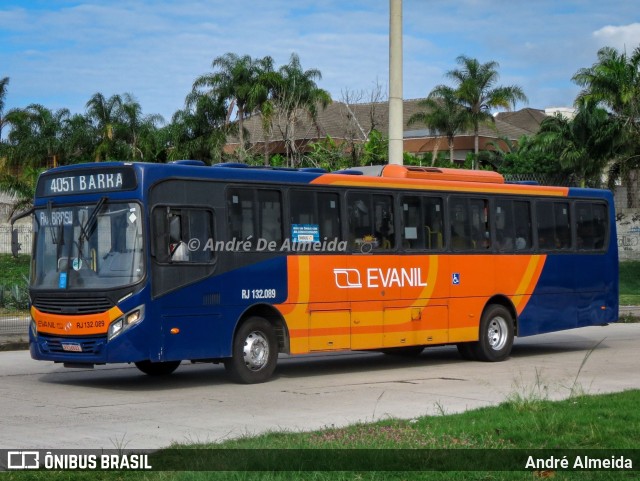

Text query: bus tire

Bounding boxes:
[135,360,181,376]
[472,304,514,362]
[224,317,277,384]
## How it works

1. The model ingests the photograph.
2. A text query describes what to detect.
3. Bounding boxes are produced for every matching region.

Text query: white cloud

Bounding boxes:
[593,23,640,50]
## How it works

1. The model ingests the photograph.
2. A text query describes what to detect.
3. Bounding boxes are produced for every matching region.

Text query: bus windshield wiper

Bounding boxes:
[78,197,107,248]
[46,200,59,245]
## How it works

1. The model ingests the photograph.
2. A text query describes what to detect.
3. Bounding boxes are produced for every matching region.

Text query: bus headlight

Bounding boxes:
[30,319,38,340]
[107,305,145,341]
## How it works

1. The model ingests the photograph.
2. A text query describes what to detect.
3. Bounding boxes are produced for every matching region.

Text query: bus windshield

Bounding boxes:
[31,201,144,290]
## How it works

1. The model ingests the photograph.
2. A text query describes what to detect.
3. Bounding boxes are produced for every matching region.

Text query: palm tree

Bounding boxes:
[573,46,640,133]
[0,163,39,218]
[573,45,640,204]
[271,53,332,166]
[192,53,274,159]
[168,93,228,164]
[3,104,69,168]
[536,102,621,187]
[85,92,123,161]
[446,55,528,168]
[0,76,9,141]
[119,93,164,161]
[60,113,96,163]
[408,85,471,164]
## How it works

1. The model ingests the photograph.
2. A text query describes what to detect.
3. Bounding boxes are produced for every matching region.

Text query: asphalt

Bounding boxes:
[0,322,639,450]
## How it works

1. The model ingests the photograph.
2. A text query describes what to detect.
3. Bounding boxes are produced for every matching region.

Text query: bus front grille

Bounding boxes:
[32,296,114,315]
[42,336,105,354]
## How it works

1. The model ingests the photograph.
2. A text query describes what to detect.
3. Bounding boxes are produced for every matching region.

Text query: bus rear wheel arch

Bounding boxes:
[224,316,278,384]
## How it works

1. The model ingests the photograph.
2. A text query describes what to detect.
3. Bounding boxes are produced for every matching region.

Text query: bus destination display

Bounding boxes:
[37,168,137,196]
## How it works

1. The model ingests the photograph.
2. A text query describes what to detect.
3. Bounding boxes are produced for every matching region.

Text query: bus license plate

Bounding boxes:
[62,343,82,352]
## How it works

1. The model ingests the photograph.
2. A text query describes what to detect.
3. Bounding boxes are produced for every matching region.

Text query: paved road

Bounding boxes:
[1,323,639,450]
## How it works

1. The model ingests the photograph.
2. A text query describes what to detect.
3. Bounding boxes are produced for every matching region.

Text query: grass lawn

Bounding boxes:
[619,261,640,306]
[5,390,638,480]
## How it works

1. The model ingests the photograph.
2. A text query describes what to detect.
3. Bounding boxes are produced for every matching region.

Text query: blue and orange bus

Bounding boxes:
[20,161,618,383]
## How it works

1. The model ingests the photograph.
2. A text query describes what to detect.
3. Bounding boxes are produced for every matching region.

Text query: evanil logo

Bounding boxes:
[334,267,427,289]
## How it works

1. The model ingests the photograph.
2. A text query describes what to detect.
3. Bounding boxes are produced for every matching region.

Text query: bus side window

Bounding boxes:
[402,196,443,250]
[424,197,444,249]
[258,190,283,245]
[449,197,469,250]
[227,188,255,242]
[577,202,608,251]
[152,207,214,263]
[513,201,532,250]
[373,195,394,249]
[347,193,394,251]
[318,192,341,241]
[168,214,189,261]
[348,193,372,250]
[495,199,532,252]
[495,200,514,250]
[448,196,489,251]
[536,201,571,251]
[401,196,423,249]
[554,203,571,249]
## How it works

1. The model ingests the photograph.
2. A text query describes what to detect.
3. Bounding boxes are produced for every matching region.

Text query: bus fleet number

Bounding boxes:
[241,289,277,300]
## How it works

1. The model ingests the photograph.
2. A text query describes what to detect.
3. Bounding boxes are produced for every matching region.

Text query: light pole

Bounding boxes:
[388,0,403,165]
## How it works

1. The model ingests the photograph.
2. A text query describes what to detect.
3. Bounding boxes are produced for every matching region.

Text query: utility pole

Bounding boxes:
[388,0,403,165]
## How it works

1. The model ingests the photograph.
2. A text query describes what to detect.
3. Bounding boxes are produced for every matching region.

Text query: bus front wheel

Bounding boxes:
[135,360,181,376]
[471,305,514,362]
[224,317,277,384]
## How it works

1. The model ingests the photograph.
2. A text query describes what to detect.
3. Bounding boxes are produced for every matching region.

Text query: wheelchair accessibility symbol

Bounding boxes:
[452,273,460,285]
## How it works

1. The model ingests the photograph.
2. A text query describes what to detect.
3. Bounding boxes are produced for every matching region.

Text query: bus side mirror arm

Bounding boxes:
[9,207,35,258]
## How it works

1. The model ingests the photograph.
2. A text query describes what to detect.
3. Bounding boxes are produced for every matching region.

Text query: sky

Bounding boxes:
[1,0,639,124]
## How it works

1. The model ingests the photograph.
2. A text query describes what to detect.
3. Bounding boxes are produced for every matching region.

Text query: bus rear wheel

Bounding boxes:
[135,360,181,376]
[224,317,277,384]
[471,304,514,362]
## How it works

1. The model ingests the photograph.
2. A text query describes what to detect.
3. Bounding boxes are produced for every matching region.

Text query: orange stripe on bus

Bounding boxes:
[311,174,569,197]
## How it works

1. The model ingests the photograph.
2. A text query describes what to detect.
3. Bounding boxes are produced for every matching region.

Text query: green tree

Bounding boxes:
[193,53,274,159]
[573,45,640,134]
[0,163,40,217]
[446,55,528,168]
[408,85,471,164]
[167,93,228,164]
[2,104,69,168]
[301,135,350,171]
[118,93,164,161]
[61,113,96,164]
[573,45,640,203]
[492,134,564,177]
[536,103,621,187]
[272,53,332,166]
[85,92,123,162]
[361,129,388,166]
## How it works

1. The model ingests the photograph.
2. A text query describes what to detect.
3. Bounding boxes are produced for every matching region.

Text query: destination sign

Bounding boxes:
[37,168,137,196]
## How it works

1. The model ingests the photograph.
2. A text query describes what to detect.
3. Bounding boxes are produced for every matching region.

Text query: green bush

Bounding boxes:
[0,274,29,310]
